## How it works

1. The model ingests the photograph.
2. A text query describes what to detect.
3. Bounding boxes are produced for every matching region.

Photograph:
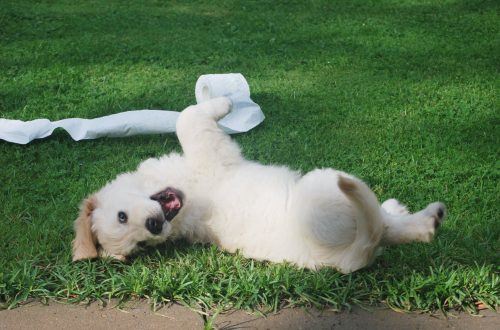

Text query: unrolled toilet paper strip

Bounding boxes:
[0,73,265,144]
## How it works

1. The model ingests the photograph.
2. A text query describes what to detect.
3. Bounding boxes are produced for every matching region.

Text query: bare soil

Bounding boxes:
[0,301,497,330]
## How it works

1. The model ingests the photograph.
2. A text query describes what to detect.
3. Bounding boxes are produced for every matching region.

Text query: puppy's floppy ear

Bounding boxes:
[72,195,99,261]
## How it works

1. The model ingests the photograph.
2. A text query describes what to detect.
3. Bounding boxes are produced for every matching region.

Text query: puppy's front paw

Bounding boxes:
[203,96,233,120]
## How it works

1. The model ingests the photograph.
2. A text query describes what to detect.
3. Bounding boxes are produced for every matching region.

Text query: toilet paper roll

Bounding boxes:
[0,73,265,144]
[195,73,264,134]
[195,73,251,102]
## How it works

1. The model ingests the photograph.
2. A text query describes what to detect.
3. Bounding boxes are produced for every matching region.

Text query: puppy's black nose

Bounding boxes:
[145,217,164,235]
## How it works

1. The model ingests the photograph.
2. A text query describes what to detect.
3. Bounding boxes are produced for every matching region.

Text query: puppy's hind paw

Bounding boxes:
[425,202,447,229]
[418,202,447,242]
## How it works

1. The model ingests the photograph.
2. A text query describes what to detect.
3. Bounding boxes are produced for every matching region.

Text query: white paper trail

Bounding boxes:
[0,73,265,144]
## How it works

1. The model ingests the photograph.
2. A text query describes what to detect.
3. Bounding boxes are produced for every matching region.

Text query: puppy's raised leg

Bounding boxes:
[381,200,446,245]
[176,97,243,170]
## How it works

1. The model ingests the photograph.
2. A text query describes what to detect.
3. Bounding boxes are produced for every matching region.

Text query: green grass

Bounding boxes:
[0,0,498,316]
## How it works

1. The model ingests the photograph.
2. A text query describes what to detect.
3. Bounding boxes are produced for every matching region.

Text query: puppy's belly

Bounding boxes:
[206,162,313,263]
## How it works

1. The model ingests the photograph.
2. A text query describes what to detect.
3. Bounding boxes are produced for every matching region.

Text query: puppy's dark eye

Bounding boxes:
[118,211,128,224]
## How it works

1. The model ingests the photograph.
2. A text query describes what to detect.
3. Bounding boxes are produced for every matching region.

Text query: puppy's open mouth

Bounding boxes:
[150,187,184,221]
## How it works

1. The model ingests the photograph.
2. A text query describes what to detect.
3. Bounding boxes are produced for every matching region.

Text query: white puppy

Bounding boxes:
[73,97,446,273]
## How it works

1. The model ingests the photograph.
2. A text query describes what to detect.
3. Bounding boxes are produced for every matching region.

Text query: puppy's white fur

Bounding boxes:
[73,98,446,273]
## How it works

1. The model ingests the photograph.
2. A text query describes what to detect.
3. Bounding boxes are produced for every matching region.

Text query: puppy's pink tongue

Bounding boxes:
[164,192,181,210]
[150,188,184,220]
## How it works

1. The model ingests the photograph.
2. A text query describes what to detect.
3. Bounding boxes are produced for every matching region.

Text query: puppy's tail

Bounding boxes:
[337,175,384,271]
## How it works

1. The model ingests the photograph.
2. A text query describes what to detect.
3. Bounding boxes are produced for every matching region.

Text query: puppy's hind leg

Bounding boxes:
[294,170,384,273]
[381,202,447,245]
[176,97,243,169]
[381,199,409,215]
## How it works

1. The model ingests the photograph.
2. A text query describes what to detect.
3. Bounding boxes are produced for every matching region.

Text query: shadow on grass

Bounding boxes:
[1,1,496,77]
[128,239,195,262]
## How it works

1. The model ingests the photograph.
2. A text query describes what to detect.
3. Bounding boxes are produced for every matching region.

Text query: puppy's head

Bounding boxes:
[72,173,183,261]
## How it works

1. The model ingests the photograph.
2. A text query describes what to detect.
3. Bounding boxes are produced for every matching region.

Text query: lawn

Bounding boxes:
[0,0,498,315]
